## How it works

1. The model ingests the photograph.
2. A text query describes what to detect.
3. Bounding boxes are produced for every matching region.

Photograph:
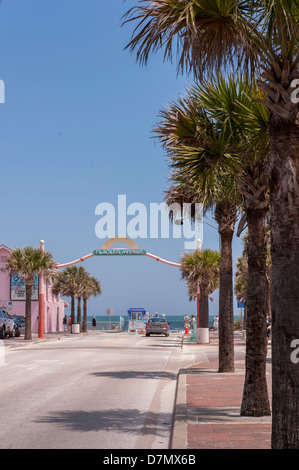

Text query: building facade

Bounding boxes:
[0,244,66,333]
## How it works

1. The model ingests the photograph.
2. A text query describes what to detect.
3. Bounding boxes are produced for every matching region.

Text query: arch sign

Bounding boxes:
[93,238,146,256]
[56,238,181,269]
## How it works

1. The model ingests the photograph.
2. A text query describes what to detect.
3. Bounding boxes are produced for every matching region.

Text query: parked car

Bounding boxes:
[0,309,21,338]
[145,317,170,337]
[10,314,25,335]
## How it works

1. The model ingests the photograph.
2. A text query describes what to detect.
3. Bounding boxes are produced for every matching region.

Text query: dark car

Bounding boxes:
[145,317,170,337]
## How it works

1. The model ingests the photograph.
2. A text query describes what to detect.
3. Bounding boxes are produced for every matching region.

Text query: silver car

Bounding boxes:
[145,317,170,337]
[0,309,21,338]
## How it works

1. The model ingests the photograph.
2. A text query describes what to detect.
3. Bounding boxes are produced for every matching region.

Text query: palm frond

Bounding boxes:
[123,0,257,77]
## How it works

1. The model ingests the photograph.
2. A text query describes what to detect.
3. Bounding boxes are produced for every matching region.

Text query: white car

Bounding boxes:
[0,309,21,338]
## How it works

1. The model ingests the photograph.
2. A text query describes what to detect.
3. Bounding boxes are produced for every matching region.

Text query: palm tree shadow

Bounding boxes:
[35,408,171,435]
[90,370,177,380]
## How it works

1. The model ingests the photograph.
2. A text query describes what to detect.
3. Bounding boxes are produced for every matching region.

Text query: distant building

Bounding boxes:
[0,244,66,333]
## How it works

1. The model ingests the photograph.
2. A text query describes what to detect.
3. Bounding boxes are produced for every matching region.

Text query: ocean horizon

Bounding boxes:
[86,314,243,331]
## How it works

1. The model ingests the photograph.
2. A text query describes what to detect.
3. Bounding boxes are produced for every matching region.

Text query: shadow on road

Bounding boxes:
[35,408,172,435]
[89,370,177,380]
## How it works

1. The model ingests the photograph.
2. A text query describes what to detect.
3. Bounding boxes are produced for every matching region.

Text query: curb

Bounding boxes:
[170,368,188,449]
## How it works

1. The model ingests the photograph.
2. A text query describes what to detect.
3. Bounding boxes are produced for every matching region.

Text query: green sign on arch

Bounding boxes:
[93,249,147,256]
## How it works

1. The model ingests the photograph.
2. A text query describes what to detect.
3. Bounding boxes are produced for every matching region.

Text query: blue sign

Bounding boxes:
[237,301,246,309]
[10,274,39,301]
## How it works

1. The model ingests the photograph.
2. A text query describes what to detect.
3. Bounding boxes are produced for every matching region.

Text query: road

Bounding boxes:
[0,331,201,449]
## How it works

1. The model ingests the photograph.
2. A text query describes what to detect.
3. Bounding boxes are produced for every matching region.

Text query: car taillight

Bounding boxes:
[163,324,167,328]
[146,324,149,328]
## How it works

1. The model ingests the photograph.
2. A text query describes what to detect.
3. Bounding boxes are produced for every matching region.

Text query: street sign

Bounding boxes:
[237,301,246,308]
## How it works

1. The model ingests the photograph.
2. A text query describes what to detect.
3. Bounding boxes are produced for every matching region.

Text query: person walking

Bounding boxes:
[184,314,191,334]
[191,314,196,332]
[92,316,97,332]
[213,315,219,332]
[63,315,68,331]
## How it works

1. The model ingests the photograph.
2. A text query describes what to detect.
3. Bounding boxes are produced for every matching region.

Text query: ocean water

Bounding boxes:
[87,315,242,331]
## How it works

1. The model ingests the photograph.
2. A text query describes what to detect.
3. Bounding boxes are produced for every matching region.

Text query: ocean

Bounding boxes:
[86,314,243,331]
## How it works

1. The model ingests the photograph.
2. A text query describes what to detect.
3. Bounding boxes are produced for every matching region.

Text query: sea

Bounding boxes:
[86,314,243,332]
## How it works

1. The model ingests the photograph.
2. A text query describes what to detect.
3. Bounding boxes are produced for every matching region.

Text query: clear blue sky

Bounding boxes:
[0,0,243,318]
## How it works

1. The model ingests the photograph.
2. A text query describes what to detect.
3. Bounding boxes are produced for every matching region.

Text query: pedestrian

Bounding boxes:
[184,314,191,332]
[63,315,68,331]
[92,316,97,332]
[68,315,71,331]
[213,315,219,332]
[266,314,272,352]
[191,314,196,332]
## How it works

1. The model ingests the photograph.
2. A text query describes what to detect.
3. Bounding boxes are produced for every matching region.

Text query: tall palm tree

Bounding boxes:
[52,267,102,333]
[5,247,55,340]
[75,266,89,332]
[181,248,220,328]
[82,276,102,333]
[52,266,81,326]
[123,1,299,447]
[155,72,272,415]
[155,94,240,373]
[192,74,271,416]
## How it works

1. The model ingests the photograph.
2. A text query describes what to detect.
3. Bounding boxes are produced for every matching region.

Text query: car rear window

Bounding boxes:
[149,318,166,323]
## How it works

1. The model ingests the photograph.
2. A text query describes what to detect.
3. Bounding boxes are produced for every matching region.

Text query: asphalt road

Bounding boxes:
[0,331,199,450]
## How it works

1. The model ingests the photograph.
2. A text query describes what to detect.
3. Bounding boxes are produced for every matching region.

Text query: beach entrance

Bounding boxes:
[55,237,181,269]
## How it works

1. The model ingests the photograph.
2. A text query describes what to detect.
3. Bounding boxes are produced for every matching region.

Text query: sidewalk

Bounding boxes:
[2,329,124,349]
[171,331,272,449]
[1,330,82,349]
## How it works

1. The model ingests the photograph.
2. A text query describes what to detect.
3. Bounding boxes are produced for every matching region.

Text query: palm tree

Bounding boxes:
[192,74,271,416]
[123,1,299,447]
[52,266,81,326]
[5,246,55,340]
[75,266,89,332]
[155,72,272,415]
[82,276,102,333]
[155,94,240,373]
[181,248,220,328]
[52,267,102,333]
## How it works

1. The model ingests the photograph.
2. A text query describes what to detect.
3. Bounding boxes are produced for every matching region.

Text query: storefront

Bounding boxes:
[0,244,65,333]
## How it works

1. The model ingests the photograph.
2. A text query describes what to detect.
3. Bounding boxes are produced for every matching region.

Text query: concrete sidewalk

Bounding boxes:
[2,329,122,349]
[171,331,272,449]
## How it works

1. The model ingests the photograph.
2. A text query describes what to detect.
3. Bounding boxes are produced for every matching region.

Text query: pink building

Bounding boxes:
[0,244,66,333]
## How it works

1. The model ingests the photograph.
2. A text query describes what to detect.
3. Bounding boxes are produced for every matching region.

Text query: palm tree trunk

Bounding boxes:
[199,286,209,328]
[77,297,82,332]
[25,283,32,341]
[83,296,88,333]
[241,208,271,416]
[269,119,299,448]
[71,296,75,325]
[218,228,235,373]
